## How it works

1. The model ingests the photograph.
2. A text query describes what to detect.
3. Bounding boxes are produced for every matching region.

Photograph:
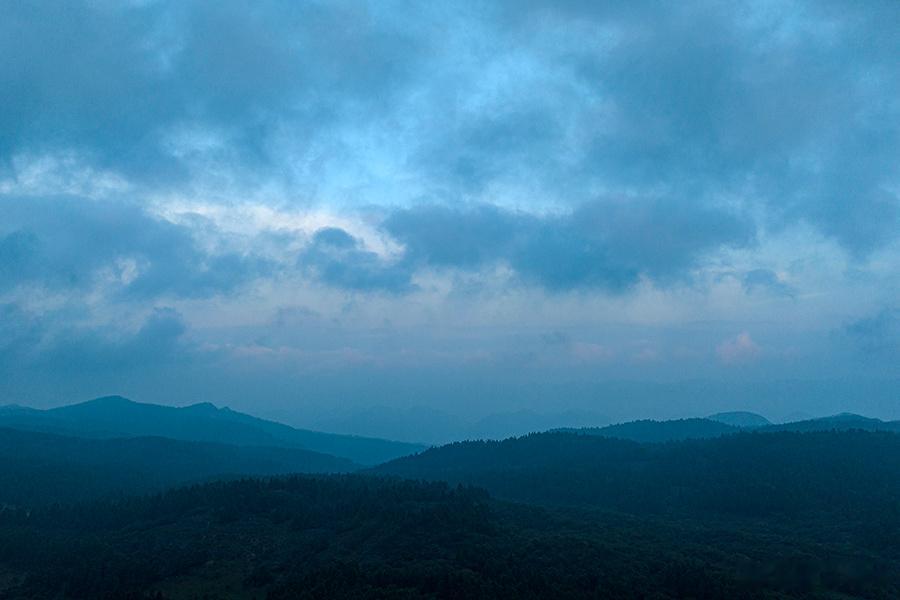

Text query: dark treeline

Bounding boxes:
[1,473,896,599]
[374,430,900,522]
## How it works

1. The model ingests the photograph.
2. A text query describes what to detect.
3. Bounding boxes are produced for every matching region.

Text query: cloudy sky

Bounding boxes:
[1,1,898,425]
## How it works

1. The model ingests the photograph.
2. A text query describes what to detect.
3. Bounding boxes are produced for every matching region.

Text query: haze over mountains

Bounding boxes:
[1,395,898,510]
[0,396,899,598]
[0,396,423,465]
[0,427,356,506]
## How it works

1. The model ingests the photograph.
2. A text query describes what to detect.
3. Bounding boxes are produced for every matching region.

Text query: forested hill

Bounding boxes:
[1,474,896,600]
[558,413,900,443]
[0,396,424,465]
[373,430,900,518]
[0,427,356,506]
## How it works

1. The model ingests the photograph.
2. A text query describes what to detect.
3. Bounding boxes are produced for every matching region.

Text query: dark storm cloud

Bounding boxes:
[36,307,190,374]
[383,199,753,291]
[843,309,900,356]
[1,0,897,254]
[298,227,414,293]
[414,1,899,253]
[0,0,898,412]
[0,196,267,298]
[0,1,423,180]
[0,303,191,376]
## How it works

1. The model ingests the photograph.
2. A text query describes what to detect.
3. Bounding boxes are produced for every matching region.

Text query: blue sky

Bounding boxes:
[1,1,898,423]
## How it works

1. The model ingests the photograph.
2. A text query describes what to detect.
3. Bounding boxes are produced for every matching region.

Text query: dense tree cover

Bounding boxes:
[0,396,423,465]
[0,427,356,506]
[375,431,900,523]
[0,474,896,599]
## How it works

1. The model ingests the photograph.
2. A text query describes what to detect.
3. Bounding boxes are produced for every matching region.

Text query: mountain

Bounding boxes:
[373,430,900,517]
[553,412,898,443]
[766,412,900,433]
[707,411,771,428]
[0,427,357,506]
[560,417,738,443]
[0,396,425,465]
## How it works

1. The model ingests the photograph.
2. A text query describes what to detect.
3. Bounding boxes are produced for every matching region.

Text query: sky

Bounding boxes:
[1,1,898,427]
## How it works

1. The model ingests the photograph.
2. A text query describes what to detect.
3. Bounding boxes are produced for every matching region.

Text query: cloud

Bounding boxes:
[0,195,269,299]
[411,1,899,253]
[0,0,895,256]
[298,227,413,293]
[716,332,762,365]
[0,1,425,183]
[0,0,897,411]
[843,309,900,356]
[742,269,795,298]
[384,199,753,291]
[0,304,191,376]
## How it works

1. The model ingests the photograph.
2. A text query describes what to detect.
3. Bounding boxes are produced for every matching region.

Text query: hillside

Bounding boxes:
[766,413,900,433]
[0,475,896,599]
[0,396,424,465]
[0,427,356,506]
[557,413,900,444]
[373,430,900,518]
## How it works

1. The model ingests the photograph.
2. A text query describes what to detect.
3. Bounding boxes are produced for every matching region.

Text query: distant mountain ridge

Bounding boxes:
[0,396,425,465]
[557,412,900,444]
[373,429,900,516]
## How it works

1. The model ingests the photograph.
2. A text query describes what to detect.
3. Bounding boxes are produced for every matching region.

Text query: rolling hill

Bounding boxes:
[0,396,424,465]
[373,429,900,518]
[557,413,900,444]
[0,427,357,506]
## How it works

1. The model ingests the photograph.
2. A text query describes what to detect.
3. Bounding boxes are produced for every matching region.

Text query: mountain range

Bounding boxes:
[558,411,900,443]
[0,397,899,598]
[0,427,356,506]
[0,396,424,465]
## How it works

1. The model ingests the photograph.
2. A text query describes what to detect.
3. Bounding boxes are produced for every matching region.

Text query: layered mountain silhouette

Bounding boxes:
[0,427,357,506]
[373,429,900,516]
[556,412,900,443]
[0,396,424,465]
[0,400,899,598]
